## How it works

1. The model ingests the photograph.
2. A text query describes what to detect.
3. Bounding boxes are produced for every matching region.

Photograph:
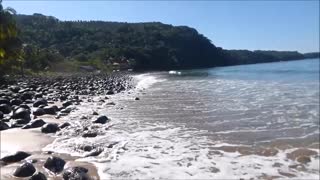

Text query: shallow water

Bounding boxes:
[45,58,320,179]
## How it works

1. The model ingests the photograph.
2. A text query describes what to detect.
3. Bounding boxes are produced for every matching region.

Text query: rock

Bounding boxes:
[135,97,140,100]
[61,107,72,114]
[12,107,31,120]
[59,122,71,129]
[43,106,58,115]
[21,92,33,101]
[106,90,114,95]
[34,93,43,99]
[22,119,46,129]
[44,156,66,173]
[84,148,103,157]
[33,98,48,107]
[106,102,115,106]
[93,115,109,124]
[62,101,72,107]
[297,156,311,164]
[82,131,98,138]
[20,104,30,110]
[41,123,60,133]
[0,151,31,163]
[13,162,36,177]
[0,97,10,105]
[0,121,9,131]
[0,104,11,114]
[14,118,31,125]
[10,98,23,106]
[9,86,20,93]
[0,111,3,119]
[92,111,99,115]
[33,108,45,116]
[29,172,47,180]
[62,167,89,180]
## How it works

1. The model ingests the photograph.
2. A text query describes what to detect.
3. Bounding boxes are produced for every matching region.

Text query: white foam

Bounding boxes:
[169,70,182,75]
[133,73,166,90]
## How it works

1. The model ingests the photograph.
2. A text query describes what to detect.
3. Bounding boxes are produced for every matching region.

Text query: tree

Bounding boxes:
[0,0,22,76]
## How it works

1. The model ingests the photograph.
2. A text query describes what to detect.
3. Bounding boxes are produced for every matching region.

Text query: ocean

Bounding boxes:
[45,58,320,179]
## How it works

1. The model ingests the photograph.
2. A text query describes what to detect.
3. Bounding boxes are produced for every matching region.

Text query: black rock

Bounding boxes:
[92,111,99,115]
[84,148,103,157]
[106,90,114,95]
[0,97,10,105]
[43,156,66,173]
[13,162,36,177]
[9,86,20,93]
[63,166,89,180]
[43,106,58,115]
[15,118,31,125]
[0,111,3,119]
[20,104,30,110]
[41,123,60,133]
[12,107,31,120]
[82,131,98,138]
[0,121,10,131]
[59,122,71,129]
[61,108,72,114]
[33,98,47,107]
[62,101,72,107]
[29,172,47,180]
[22,119,46,129]
[1,151,31,163]
[34,93,43,99]
[21,92,33,101]
[0,104,11,114]
[10,98,23,106]
[135,97,140,100]
[93,115,109,124]
[33,108,45,116]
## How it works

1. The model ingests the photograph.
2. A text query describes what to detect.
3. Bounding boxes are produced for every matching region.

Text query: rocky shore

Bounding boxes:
[0,73,133,179]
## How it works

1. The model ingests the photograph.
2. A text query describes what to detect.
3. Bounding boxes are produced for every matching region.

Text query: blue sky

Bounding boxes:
[3,0,320,53]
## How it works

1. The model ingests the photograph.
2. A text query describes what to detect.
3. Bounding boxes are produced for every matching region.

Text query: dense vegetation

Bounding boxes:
[14,13,318,72]
[0,6,319,75]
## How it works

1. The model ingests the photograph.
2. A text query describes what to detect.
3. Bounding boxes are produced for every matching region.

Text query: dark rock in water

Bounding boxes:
[41,123,59,133]
[135,97,140,100]
[84,148,103,157]
[92,111,99,115]
[29,172,47,180]
[27,159,38,164]
[63,166,89,180]
[0,97,10,105]
[61,108,72,114]
[13,162,36,177]
[43,106,58,115]
[0,121,9,131]
[1,151,31,163]
[106,102,115,106]
[82,131,98,138]
[12,108,31,120]
[79,145,93,152]
[22,119,46,129]
[297,156,311,164]
[33,108,45,116]
[93,115,109,124]
[106,90,114,95]
[62,101,72,107]
[59,95,67,101]
[0,111,3,119]
[44,156,66,173]
[10,98,23,106]
[33,98,47,107]
[0,104,11,114]
[59,122,71,129]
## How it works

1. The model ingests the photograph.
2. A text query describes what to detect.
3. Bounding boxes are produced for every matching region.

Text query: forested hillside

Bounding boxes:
[2,13,317,73]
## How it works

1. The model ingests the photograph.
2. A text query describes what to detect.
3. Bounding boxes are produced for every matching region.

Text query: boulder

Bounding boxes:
[12,108,31,120]
[62,101,72,107]
[59,122,71,129]
[33,108,45,116]
[43,156,66,173]
[33,98,47,107]
[13,162,36,177]
[29,172,47,180]
[62,167,89,180]
[43,106,58,115]
[92,115,109,124]
[0,104,11,114]
[10,98,23,106]
[82,131,98,138]
[0,121,10,131]
[21,92,33,101]
[135,97,140,100]
[1,151,31,163]
[22,119,46,129]
[0,97,10,105]
[41,123,60,133]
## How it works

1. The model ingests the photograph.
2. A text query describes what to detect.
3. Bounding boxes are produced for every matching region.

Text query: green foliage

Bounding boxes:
[0,0,22,75]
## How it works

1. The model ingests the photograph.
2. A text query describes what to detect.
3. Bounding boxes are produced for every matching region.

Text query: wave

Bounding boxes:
[133,73,166,89]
